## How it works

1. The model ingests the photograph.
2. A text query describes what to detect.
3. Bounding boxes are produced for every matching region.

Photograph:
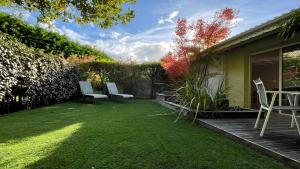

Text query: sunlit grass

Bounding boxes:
[0,100,289,169]
[0,123,82,169]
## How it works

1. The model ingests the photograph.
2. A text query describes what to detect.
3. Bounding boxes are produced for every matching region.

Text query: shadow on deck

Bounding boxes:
[199,114,300,168]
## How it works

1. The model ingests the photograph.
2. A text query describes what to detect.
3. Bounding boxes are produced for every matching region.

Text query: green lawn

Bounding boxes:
[0,100,289,169]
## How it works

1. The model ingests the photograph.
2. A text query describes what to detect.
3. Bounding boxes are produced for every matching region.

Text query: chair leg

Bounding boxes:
[291,115,295,128]
[260,108,272,136]
[287,94,296,128]
[254,107,263,129]
[292,112,300,135]
[293,95,300,134]
[260,93,277,137]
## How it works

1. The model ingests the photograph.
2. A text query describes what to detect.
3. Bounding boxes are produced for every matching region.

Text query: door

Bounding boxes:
[251,50,279,108]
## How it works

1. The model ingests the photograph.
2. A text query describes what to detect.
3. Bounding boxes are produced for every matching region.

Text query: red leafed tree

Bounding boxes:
[161,8,237,79]
[161,52,189,80]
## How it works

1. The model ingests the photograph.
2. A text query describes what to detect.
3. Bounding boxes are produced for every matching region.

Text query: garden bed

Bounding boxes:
[163,100,259,118]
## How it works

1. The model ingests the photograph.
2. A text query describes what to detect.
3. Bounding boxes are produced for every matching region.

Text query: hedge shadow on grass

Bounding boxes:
[0,102,90,144]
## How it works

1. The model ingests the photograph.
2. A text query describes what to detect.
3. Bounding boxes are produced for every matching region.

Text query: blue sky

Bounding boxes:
[3,0,300,62]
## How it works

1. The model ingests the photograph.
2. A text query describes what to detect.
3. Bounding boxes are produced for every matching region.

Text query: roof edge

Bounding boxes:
[207,7,300,53]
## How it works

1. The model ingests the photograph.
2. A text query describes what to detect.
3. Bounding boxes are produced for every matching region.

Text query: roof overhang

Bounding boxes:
[201,8,300,55]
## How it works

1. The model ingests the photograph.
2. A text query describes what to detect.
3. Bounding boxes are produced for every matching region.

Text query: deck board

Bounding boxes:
[198,114,300,168]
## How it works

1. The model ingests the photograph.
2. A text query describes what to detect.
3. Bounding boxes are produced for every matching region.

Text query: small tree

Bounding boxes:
[161,8,237,79]
[1,0,136,28]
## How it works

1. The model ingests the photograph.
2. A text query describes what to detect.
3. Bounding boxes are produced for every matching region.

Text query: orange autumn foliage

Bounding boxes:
[161,8,237,80]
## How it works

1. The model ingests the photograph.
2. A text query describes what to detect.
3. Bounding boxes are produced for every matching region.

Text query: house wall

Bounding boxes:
[223,50,246,107]
[223,32,300,108]
[208,57,224,96]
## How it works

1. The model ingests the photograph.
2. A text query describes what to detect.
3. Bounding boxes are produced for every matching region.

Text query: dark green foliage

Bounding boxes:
[0,100,288,169]
[1,0,135,28]
[0,33,80,113]
[80,61,168,98]
[0,12,113,60]
[279,9,300,40]
[282,46,300,86]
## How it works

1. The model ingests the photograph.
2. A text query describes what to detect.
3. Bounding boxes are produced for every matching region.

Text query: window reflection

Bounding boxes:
[251,50,279,108]
[283,45,300,90]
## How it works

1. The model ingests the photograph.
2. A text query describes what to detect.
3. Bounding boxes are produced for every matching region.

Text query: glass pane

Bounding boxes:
[282,45,300,90]
[251,50,279,108]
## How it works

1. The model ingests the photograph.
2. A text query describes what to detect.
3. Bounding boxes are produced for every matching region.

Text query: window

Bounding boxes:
[251,50,279,108]
[282,45,300,90]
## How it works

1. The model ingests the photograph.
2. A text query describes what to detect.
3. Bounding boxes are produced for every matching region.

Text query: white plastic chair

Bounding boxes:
[253,78,300,136]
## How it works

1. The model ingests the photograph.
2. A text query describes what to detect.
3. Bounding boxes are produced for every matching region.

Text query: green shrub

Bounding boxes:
[170,58,229,122]
[0,33,80,113]
[0,12,113,60]
[76,61,168,98]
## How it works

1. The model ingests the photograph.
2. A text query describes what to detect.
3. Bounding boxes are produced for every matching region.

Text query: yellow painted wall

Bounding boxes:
[224,50,245,107]
[222,32,300,108]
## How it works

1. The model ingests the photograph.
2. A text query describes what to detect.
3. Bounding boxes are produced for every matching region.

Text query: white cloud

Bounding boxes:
[89,22,95,27]
[37,21,63,34]
[36,18,174,63]
[96,11,243,63]
[169,11,179,20]
[21,11,32,21]
[38,22,49,29]
[38,22,92,45]
[99,33,106,38]
[61,27,91,45]
[94,39,171,63]
[0,8,33,22]
[158,10,179,25]
[231,17,244,25]
[158,17,165,24]
[187,10,215,22]
[110,31,121,39]
[93,25,175,63]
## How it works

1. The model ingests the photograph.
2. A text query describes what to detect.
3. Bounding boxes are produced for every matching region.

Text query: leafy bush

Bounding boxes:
[68,56,168,98]
[0,33,80,114]
[89,62,168,98]
[0,12,113,60]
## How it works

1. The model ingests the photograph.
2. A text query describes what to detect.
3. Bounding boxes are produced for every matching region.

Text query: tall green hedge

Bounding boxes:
[78,61,168,98]
[0,33,81,114]
[0,12,112,61]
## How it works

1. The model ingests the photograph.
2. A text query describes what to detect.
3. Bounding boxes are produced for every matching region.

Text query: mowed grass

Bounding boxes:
[0,100,289,169]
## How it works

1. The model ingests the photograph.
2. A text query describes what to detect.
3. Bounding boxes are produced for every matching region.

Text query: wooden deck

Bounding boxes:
[198,114,300,168]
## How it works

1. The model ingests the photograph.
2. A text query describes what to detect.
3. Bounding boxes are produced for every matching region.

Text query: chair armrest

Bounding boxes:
[266,91,300,95]
[265,91,280,94]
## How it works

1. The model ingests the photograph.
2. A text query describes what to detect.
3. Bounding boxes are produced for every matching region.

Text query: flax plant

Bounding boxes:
[174,71,228,123]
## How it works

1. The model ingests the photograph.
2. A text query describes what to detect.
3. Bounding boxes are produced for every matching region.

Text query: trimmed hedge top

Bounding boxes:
[0,12,113,61]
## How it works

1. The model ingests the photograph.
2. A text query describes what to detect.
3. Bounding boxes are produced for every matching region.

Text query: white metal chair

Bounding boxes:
[253,78,300,136]
[287,94,300,128]
[79,81,108,103]
[106,82,134,99]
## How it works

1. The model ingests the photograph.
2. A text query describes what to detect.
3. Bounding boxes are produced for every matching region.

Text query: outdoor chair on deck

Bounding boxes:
[79,81,108,103]
[253,78,300,136]
[106,82,134,99]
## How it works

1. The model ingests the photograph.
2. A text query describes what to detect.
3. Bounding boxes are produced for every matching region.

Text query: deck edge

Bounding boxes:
[198,119,300,169]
